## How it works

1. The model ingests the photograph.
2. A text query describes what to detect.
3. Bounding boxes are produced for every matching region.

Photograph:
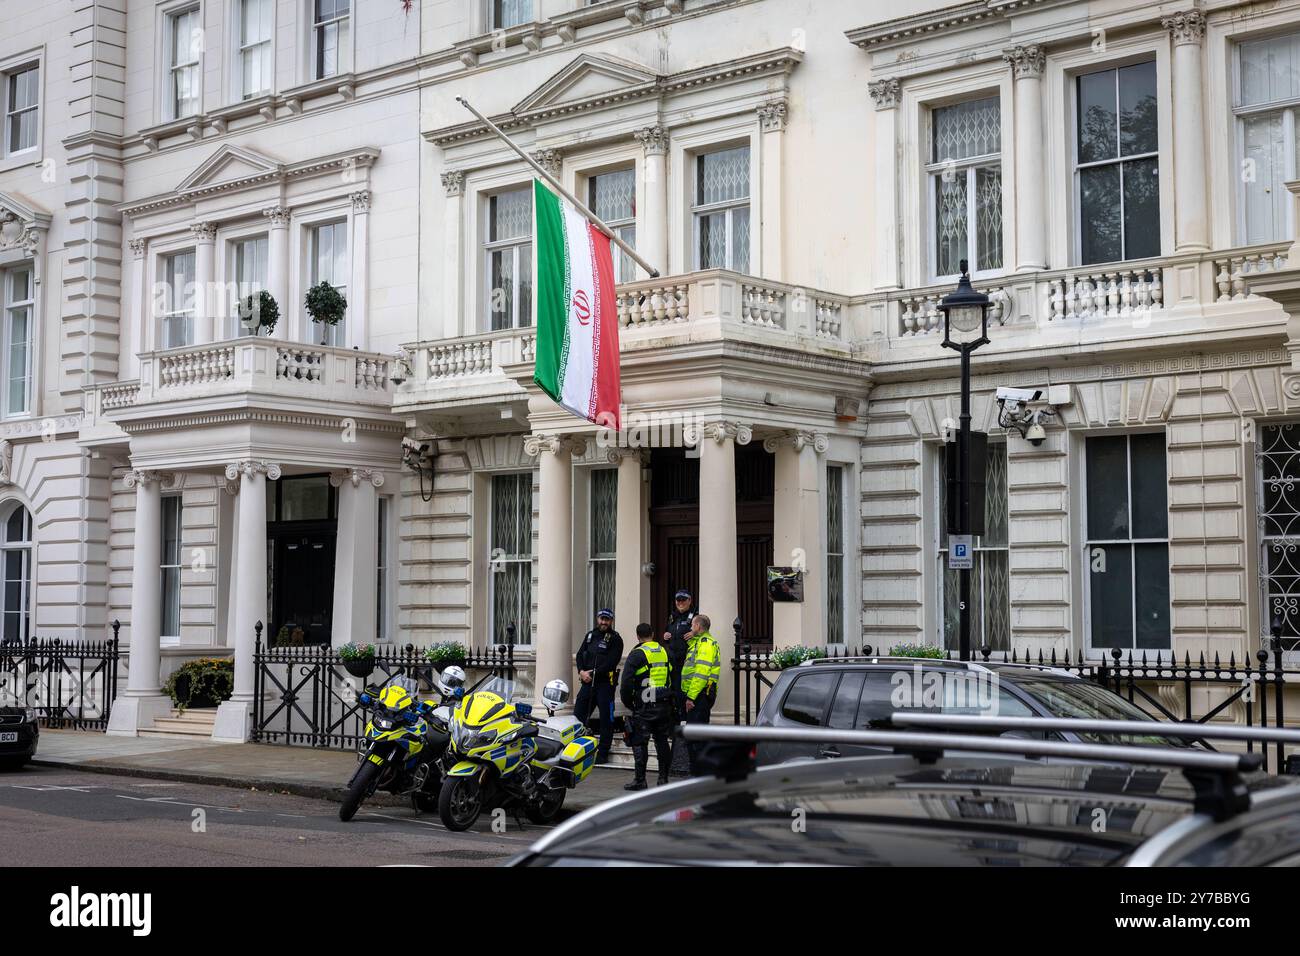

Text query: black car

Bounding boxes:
[0,706,38,769]
[509,721,1300,867]
[754,657,1191,764]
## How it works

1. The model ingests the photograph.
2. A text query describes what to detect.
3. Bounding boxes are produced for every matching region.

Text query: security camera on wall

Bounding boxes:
[996,386,1053,447]
[995,386,1043,415]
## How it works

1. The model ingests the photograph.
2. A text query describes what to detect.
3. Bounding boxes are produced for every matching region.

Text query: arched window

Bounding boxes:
[0,502,31,643]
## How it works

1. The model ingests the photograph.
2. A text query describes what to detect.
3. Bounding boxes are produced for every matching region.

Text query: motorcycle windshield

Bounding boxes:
[472,676,519,702]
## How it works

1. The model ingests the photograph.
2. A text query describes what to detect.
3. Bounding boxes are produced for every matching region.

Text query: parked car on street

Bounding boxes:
[0,707,38,770]
[507,721,1300,867]
[753,657,1196,765]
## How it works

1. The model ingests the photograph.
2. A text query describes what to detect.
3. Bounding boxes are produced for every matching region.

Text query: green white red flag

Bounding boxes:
[532,179,622,429]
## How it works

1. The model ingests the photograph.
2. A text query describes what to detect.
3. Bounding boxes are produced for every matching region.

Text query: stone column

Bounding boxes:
[634,126,669,278]
[440,171,465,339]
[528,434,582,707]
[191,221,217,344]
[106,469,176,736]
[868,79,901,290]
[127,238,146,378]
[765,431,828,648]
[610,449,645,629]
[692,420,750,717]
[757,101,788,280]
[1163,11,1209,252]
[213,459,279,742]
[263,206,291,340]
[348,190,370,349]
[1003,45,1047,272]
[330,468,383,646]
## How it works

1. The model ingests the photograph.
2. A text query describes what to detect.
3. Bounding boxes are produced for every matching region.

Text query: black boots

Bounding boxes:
[624,778,648,791]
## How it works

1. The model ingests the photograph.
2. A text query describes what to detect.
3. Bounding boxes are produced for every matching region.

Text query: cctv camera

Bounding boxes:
[996,386,1043,404]
[1026,422,1047,446]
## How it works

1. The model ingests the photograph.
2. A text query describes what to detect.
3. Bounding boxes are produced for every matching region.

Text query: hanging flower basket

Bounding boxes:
[338,642,376,679]
[236,290,280,335]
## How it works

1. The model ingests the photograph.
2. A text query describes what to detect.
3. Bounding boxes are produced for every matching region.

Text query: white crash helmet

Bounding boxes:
[542,679,570,707]
[438,665,467,696]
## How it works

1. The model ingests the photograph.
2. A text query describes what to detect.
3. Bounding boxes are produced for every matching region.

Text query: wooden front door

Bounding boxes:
[648,447,774,646]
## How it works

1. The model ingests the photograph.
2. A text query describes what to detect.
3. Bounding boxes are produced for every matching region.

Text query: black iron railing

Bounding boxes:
[732,640,1299,773]
[251,632,516,750]
[0,622,122,730]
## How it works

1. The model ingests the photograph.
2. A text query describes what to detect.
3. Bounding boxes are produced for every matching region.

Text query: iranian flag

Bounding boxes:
[532,179,621,429]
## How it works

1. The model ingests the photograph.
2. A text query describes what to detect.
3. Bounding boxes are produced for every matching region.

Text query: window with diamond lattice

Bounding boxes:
[589,168,637,284]
[1259,424,1300,650]
[693,145,750,273]
[826,465,846,645]
[589,469,617,620]
[490,473,533,644]
[928,96,1002,279]
[937,441,1009,651]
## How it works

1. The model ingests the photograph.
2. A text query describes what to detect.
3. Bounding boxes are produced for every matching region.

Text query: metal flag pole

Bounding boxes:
[455,95,661,279]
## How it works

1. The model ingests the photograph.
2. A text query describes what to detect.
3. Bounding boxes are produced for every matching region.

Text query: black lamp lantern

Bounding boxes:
[938,259,991,662]
[938,259,991,349]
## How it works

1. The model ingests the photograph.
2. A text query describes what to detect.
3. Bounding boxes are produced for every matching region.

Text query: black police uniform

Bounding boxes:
[573,626,623,760]
[619,642,673,786]
[662,607,694,776]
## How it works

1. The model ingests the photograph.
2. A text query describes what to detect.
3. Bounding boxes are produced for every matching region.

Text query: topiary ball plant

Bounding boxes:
[237,289,280,335]
[163,657,234,712]
[305,280,347,332]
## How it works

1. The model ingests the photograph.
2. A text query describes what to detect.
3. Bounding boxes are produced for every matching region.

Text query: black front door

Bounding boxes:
[270,530,336,645]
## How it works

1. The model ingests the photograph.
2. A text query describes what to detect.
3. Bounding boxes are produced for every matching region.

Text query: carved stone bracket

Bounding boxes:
[1003,44,1046,79]
[762,430,829,455]
[329,468,385,489]
[350,190,371,213]
[633,125,669,156]
[757,100,788,132]
[0,440,12,486]
[441,170,465,197]
[531,149,563,177]
[1162,10,1206,46]
[262,206,292,229]
[191,221,218,243]
[685,421,753,446]
[868,77,900,111]
[524,434,587,457]
[123,469,177,490]
[128,238,146,259]
[223,460,281,494]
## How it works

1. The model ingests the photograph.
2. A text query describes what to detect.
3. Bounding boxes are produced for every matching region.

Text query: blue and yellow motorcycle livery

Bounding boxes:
[339,674,451,822]
[437,677,598,831]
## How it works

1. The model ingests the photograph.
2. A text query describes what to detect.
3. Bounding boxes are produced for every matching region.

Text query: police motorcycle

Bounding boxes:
[437,677,599,832]
[338,667,465,822]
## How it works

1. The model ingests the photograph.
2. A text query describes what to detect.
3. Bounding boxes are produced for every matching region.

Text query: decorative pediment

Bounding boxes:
[175,144,285,195]
[0,190,51,254]
[512,53,659,116]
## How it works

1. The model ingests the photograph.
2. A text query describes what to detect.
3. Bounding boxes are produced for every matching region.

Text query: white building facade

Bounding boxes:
[1,0,1298,736]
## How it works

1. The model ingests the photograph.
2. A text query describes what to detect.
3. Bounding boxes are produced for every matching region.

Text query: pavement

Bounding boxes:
[30,729,638,814]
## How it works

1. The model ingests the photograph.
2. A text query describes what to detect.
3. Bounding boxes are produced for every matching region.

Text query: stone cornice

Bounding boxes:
[115,407,405,435]
[425,47,803,148]
[846,1,1007,51]
[118,147,381,219]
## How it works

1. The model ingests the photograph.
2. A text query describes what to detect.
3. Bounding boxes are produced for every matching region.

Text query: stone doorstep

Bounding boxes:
[137,707,220,740]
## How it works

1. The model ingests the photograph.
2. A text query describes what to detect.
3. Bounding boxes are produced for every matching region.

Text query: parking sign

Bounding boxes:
[949,535,974,570]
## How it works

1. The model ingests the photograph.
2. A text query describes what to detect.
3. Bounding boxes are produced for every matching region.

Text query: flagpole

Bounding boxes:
[456,96,661,279]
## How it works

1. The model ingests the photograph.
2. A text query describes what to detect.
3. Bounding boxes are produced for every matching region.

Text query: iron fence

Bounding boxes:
[732,640,1299,773]
[252,630,516,750]
[0,622,122,730]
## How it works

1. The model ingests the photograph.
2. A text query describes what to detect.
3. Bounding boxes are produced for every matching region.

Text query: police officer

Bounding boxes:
[573,609,623,764]
[618,623,673,791]
[662,589,694,706]
[678,613,721,775]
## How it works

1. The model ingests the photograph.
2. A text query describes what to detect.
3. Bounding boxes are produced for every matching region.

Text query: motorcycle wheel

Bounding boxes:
[438,776,483,832]
[525,787,566,824]
[339,760,381,822]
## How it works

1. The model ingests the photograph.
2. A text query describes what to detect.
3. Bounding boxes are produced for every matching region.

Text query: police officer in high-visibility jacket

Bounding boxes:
[618,623,673,791]
[678,613,721,775]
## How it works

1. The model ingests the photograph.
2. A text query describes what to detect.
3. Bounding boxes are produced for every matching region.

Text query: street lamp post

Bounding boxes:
[938,260,991,661]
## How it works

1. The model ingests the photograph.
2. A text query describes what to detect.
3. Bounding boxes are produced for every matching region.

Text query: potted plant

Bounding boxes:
[338,642,376,679]
[163,657,234,712]
[768,645,827,670]
[304,280,347,343]
[423,640,468,670]
[236,289,279,336]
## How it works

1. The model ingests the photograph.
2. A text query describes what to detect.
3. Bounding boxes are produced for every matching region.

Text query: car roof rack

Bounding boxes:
[805,656,981,669]
[887,712,1300,747]
[680,723,1276,822]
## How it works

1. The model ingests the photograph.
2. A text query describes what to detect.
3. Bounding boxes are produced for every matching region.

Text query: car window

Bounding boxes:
[856,673,899,727]
[852,669,1035,727]
[827,672,866,729]
[779,672,837,726]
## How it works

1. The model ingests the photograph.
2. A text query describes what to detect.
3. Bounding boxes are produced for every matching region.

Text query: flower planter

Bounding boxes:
[342,657,376,679]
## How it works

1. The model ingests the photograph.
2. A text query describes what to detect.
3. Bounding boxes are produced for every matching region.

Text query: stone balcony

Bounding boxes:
[394,268,866,431]
[81,338,401,465]
[865,241,1297,369]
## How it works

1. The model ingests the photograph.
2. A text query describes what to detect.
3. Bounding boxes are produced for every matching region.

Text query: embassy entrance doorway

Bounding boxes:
[265,474,337,646]
[647,447,774,646]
